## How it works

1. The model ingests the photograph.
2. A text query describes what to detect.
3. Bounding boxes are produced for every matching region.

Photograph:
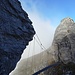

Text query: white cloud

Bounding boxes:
[19,0,55,59]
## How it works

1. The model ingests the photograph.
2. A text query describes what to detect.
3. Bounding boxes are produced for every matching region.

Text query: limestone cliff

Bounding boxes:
[0,0,35,75]
[45,17,75,75]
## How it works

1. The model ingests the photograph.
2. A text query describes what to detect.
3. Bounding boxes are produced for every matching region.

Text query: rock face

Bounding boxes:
[53,17,75,64]
[0,0,35,75]
[46,17,75,75]
[10,49,54,75]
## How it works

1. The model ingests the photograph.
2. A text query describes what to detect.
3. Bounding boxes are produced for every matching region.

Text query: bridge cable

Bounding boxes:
[35,34,49,68]
[31,37,36,74]
[26,33,47,74]
[34,34,48,74]
[35,34,46,50]
[25,41,31,73]
[33,34,58,74]
[34,36,44,72]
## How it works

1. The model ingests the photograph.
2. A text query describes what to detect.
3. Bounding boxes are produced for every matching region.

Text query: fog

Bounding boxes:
[19,0,55,59]
[10,1,56,75]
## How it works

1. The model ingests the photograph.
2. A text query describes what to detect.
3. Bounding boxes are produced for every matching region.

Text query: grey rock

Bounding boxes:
[44,17,75,75]
[0,0,35,75]
[52,17,75,64]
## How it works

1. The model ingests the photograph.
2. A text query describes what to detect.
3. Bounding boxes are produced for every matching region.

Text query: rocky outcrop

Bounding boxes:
[46,17,75,75]
[53,17,75,64]
[0,0,35,75]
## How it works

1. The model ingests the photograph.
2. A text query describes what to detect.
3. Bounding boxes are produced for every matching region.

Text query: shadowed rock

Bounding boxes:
[0,0,35,75]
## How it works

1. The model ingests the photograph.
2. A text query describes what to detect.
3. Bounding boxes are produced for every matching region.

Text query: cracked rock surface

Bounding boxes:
[0,0,35,75]
[53,17,75,64]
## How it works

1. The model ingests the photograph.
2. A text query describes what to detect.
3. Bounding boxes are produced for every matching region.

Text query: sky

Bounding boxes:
[20,0,75,26]
[19,0,75,59]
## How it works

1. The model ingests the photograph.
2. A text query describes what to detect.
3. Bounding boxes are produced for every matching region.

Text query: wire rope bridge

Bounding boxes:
[25,34,73,75]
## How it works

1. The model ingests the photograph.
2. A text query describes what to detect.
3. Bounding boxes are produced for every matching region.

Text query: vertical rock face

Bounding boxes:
[43,17,75,75]
[10,17,75,75]
[0,0,35,75]
[53,17,75,64]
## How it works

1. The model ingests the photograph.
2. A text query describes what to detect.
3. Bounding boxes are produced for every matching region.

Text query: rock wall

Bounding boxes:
[0,0,35,75]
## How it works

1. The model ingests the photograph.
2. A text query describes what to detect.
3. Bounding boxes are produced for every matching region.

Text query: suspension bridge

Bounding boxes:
[10,33,74,75]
